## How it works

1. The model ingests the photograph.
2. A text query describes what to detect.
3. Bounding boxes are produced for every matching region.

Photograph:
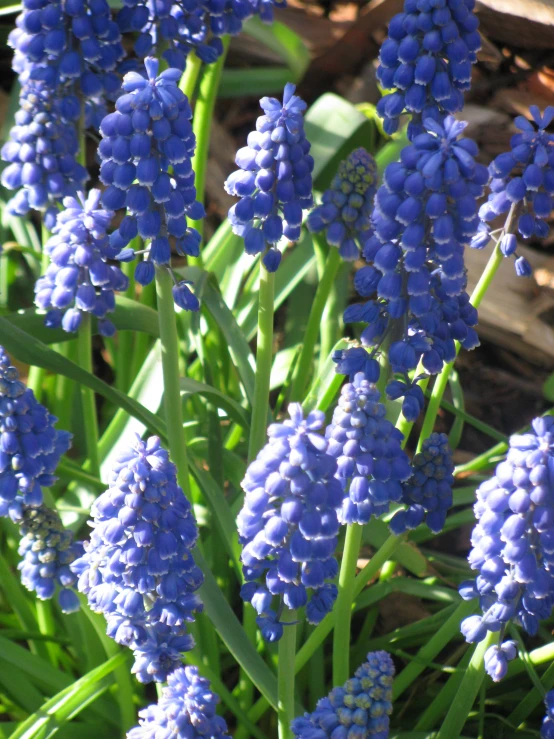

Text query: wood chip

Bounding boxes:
[476,0,554,48]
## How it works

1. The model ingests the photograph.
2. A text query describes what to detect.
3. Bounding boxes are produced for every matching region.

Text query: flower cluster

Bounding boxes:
[542,690,554,739]
[127,665,230,739]
[18,504,83,613]
[291,650,395,739]
[0,347,71,518]
[34,190,128,336]
[307,148,377,261]
[460,417,554,681]
[389,432,454,535]
[473,106,554,276]
[225,83,314,272]
[100,57,204,311]
[376,0,480,138]
[325,373,412,526]
[71,434,203,683]
[237,404,343,641]
[338,116,486,421]
[1,82,88,227]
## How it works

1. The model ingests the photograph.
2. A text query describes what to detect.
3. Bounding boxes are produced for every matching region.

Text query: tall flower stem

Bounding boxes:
[76,313,100,477]
[290,237,341,401]
[155,266,191,497]
[278,611,297,739]
[332,522,363,685]
[179,52,202,101]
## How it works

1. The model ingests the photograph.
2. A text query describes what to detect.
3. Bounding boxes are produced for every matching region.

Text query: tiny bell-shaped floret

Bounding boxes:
[541,689,554,739]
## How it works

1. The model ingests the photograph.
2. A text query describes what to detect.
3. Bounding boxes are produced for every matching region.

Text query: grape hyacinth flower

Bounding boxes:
[99,57,204,311]
[325,373,412,526]
[472,106,554,276]
[34,190,128,336]
[237,404,343,641]
[307,148,378,260]
[291,650,395,738]
[389,432,454,534]
[0,347,71,518]
[71,434,203,682]
[376,0,480,138]
[127,665,230,738]
[459,417,554,681]
[18,504,83,613]
[225,83,313,272]
[338,116,487,421]
[541,690,554,739]
[1,82,88,227]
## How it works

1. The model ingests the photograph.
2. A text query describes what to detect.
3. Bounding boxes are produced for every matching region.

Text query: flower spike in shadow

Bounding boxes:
[541,690,554,739]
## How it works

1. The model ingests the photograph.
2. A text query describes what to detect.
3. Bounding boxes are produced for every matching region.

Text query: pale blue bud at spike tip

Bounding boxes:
[376,0,480,140]
[459,417,554,681]
[325,373,412,526]
[71,434,203,683]
[291,651,395,738]
[308,148,378,261]
[127,665,230,739]
[0,346,72,518]
[389,432,454,535]
[225,83,314,272]
[34,189,128,337]
[99,57,204,310]
[237,403,342,641]
[473,106,554,276]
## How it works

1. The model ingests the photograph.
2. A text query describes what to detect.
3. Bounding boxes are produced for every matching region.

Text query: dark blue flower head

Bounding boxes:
[237,404,343,641]
[325,373,412,526]
[127,665,230,738]
[34,189,128,336]
[308,148,378,261]
[225,83,314,272]
[474,106,554,275]
[339,116,486,421]
[459,416,554,681]
[99,57,204,309]
[1,81,88,226]
[71,434,203,682]
[291,650,395,738]
[0,347,72,518]
[376,0,480,138]
[389,432,454,534]
[541,690,554,739]
[18,504,82,613]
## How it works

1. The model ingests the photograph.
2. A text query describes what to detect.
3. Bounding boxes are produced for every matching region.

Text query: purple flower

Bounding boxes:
[541,689,554,739]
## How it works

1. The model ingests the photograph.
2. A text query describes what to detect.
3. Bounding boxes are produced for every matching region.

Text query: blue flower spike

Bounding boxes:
[237,404,343,641]
[308,148,378,261]
[99,56,204,310]
[72,434,203,682]
[459,417,554,681]
[541,690,554,739]
[225,83,314,272]
[127,665,230,738]
[291,650,395,738]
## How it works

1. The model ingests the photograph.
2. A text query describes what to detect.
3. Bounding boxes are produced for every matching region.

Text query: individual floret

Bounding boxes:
[71,434,203,682]
[307,148,378,260]
[237,404,343,641]
[225,83,313,271]
[376,0,480,138]
[459,417,554,681]
[389,432,454,534]
[292,651,395,738]
[34,189,128,336]
[325,373,412,525]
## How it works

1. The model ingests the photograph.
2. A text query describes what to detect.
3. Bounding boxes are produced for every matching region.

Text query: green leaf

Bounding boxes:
[0,317,167,441]
[181,377,250,430]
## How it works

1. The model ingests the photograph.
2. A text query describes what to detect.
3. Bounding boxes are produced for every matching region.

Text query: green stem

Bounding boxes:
[76,313,100,476]
[290,240,341,401]
[189,36,230,251]
[278,612,297,739]
[436,632,496,739]
[247,265,275,462]
[319,262,348,377]
[116,260,136,393]
[155,266,191,497]
[332,523,363,685]
[179,52,203,101]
